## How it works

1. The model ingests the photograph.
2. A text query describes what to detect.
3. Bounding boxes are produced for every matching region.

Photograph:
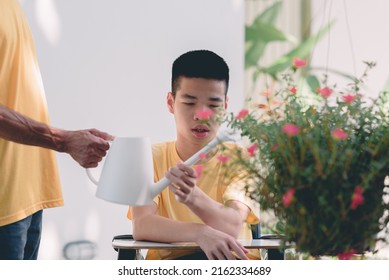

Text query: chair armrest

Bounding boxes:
[112,234,133,241]
[112,234,138,259]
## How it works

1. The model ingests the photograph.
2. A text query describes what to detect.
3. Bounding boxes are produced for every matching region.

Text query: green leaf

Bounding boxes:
[252,1,282,26]
[245,1,292,69]
[246,41,266,69]
[246,22,296,43]
[264,21,335,78]
[245,22,296,69]
[252,67,262,84]
[305,75,321,93]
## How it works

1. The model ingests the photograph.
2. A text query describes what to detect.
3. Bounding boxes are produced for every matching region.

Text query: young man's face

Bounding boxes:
[167,77,228,146]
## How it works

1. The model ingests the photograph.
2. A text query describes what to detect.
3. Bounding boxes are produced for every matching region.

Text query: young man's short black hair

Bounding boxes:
[171,50,229,97]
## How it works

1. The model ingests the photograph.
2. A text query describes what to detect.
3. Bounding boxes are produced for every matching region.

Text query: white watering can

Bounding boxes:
[86,130,237,206]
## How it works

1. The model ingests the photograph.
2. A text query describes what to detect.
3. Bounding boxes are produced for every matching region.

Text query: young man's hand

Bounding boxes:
[166,162,198,204]
[195,225,249,260]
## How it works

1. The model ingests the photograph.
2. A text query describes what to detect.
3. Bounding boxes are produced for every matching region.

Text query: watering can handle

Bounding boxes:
[85,140,114,186]
[86,168,99,185]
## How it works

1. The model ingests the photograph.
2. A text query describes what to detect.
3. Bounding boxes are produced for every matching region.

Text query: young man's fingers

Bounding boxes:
[212,250,227,260]
[222,250,236,260]
[171,188,190,203]
[167,168,196,189]
[168,183,179,190]
[169,167,185,178]
[181,176,195,187]
[205,252,215,260]
[165,170,183,184]
[229,242,249,260]
[166,172,188,190]
[177,163,196,178]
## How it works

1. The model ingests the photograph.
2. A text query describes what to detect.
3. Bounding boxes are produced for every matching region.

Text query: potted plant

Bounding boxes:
[222,60,389,259]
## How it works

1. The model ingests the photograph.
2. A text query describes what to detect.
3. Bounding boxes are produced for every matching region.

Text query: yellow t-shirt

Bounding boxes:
[0,0,63,226]
[128,141,260,259]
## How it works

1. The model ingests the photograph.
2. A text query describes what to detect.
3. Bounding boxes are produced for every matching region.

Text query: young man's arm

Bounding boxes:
[131,203,248,260]
[0,104,113,167]
[166,163,251,238]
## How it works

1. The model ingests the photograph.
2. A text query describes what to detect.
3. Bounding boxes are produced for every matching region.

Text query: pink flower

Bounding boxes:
[332,128,348,141]
[351,186,364,210]
[217,155,229,163]
[342,94,356,104]
[236,109,249,120]
[195,109,213,120]
[247,143,258,157]
[316,87,332,98]
[194,164,204,178]
[293,57,307,68]
[289,86,297,95]
[282,188,295,208]
[282,123,300,136]
[337,250,357,260]
[199,153,207,160]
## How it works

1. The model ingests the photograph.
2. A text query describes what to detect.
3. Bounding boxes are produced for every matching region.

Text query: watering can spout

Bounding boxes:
[151,177,171,198]
[150,128,238,198]
[87,129,238,206]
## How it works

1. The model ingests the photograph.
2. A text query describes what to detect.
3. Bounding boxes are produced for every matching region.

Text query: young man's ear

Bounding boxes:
[224,96,229,110]
[167,92,175,113]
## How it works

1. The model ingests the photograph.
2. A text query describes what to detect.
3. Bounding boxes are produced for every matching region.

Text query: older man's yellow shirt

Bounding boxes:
[0,0,63,226]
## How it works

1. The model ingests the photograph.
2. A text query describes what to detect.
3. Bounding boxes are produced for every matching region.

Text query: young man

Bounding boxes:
[128,50,259,260]
[0,0,113,259]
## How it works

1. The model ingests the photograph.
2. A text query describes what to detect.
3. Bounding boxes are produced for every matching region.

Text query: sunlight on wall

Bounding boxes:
[35,0,61,46]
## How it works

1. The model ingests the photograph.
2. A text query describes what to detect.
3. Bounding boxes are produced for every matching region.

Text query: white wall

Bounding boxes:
[20,0,244,259]
[310,0,389,97]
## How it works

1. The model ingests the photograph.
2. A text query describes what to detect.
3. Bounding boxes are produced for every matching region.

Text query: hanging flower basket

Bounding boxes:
[224,61,389,258]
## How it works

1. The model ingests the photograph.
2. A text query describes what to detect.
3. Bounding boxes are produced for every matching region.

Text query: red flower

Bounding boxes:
[289,86,297,95]
[217,155,229,163]
[282,188,295,208]
[195,109,213,120]
[293,57,307,68]
[342,94,356,104]
[247,143,258,157]
[351,186,364,210]
[316,87,332,98]
[331,128,348,141]
[282,123,300,136]
[337,250,357,260]
[236,109,249,120]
